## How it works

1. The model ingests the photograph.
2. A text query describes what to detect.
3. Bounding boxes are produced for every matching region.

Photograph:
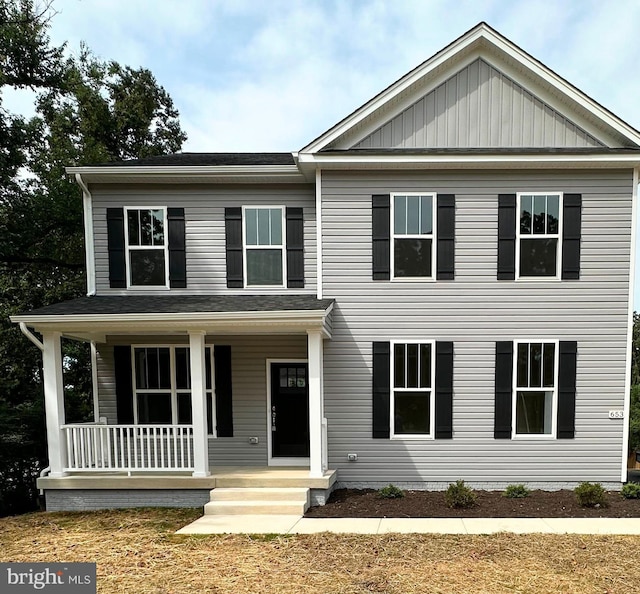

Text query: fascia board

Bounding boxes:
[11,309,330,325]
[298,153,640,169]
[65,165,306,183]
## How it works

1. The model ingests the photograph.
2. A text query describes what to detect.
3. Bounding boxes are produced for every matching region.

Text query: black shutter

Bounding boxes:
[225,208,243,288]
[107,208,126,288]
[494,341,513,439]
[286,207,304,288]
[167,207,186,288]
[214,345,233,437]
[562,194,582,280]
[113,345,134,424]
[436,195,455,280]
[497,194,516,280]
[435,341,454,439]
[557,341,577,439]
[372,341,390,438]
[372,195,390,280]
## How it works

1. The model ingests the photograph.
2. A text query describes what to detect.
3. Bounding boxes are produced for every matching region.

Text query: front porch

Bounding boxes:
[11,295,336,509]
[37,466,338,512]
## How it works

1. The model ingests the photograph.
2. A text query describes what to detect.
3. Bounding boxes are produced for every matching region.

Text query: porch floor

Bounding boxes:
[37,467,337,491]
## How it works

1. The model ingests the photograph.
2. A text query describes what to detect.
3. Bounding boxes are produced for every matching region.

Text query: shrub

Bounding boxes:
[574,482,609,507]
[445,480,477,508]
[378,484,405,499]
[621,482,640,499]
[503,484,530,499]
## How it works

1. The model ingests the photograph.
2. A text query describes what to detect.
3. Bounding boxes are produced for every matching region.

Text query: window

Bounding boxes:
[125,208,169,287]
[513,341,557,437]
[517,193,561,277]
[133,346,215,433]
[391,341,434,437]
[392,194,435,278]
[243,207,285,286]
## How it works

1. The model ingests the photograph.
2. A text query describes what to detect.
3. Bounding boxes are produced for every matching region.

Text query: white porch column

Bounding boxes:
[42,332,67,477]
[308,330,324,478]
[189,331,210,477]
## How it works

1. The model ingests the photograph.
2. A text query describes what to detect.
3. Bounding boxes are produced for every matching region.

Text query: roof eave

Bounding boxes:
[66,165,308,184]
[298,152,640,169]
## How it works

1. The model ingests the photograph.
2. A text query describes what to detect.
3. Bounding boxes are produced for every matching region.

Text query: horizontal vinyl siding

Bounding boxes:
[92,184,316,295]
[322,169,632,485]
[354,59,603,149]
[97,335,307,466]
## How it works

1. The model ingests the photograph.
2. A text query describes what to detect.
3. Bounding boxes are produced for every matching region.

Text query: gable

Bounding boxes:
[352,59,604,150]
[300,23,640,155]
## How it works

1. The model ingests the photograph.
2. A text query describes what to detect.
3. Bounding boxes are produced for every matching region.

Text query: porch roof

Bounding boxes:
[12,295,335,340]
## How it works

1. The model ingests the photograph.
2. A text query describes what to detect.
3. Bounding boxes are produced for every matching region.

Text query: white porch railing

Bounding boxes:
[62,424,194,472]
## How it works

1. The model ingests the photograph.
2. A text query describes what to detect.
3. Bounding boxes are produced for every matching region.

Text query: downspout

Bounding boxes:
[19,322,43,351]
[75,173,96,296]
[19,324,51,485]
[315,168,323,299]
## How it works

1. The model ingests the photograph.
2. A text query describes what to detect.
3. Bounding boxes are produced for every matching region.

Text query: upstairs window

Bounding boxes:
[517,193,561,278]
[514,341,557,437]
[243,207,285,286]
[125,208,169,287]
[392,193,435,278]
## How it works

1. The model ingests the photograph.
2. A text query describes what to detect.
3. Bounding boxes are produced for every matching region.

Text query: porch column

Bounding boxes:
[308,330,324,478]
[42,331,67,477]
[189,331,210,477]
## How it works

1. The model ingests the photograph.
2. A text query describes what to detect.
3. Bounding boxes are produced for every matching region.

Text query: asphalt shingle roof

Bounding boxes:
[20,295,333,317]
[95,153,296,167]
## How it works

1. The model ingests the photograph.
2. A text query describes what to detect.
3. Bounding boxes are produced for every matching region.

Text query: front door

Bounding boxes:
[270,363,309,458]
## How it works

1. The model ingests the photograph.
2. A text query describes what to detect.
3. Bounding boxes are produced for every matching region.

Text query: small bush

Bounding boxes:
[503,484,531,499]
[574,482,609,507]
[378,484,405,499]
[621,482,640,499]
[445,480,477,509]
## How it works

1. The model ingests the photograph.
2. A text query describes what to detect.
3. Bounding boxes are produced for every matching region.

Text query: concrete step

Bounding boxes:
[209,487,310,503]
[204,499,309,516]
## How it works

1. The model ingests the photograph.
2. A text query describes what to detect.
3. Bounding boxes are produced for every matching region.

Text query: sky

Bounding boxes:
[5,0,640,303]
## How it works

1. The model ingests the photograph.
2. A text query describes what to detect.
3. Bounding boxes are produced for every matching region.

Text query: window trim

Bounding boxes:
[390,192,437,281]
[124,206,170,289]
[389,339,436,440]
[241,205,287,288]
[130,344,216,434]
[515,192,563,280]
[511,339,559,440]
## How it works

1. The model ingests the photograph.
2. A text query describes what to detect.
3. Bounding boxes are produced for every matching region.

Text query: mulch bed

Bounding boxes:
[305,488,640,518]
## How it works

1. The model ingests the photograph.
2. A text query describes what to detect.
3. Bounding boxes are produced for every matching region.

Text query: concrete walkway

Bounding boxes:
[177,515,640,535]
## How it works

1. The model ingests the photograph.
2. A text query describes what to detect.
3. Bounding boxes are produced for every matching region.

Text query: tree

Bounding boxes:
[0,0,186,515]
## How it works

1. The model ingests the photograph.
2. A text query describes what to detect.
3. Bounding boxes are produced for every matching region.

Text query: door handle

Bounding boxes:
[271,405,276,431]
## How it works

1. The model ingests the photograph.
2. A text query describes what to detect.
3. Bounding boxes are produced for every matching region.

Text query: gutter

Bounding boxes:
[75,173,96,296]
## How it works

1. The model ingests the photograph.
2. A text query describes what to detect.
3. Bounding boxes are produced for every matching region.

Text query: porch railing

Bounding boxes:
[62,424,194,472]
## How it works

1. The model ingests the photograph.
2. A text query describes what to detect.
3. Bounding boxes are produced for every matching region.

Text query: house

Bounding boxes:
[12,22,640,512]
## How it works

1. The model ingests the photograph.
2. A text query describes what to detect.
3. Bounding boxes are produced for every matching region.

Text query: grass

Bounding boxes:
[2,508,640,593]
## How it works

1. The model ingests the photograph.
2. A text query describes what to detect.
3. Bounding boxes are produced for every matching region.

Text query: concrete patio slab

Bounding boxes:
[176,514,301,534]
[379,518,467,534]
[290,518,382,534]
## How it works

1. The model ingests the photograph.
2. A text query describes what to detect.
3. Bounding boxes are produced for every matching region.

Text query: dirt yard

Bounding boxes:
[2,508,640,593]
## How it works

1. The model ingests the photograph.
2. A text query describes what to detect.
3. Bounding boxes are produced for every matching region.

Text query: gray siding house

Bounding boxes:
[13,23,640,511]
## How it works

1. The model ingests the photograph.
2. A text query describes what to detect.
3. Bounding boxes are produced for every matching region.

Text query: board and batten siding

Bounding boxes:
[321,169,632,487]
[91,184,316,295]
[96,335,307,466]
[353,58,603,150]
